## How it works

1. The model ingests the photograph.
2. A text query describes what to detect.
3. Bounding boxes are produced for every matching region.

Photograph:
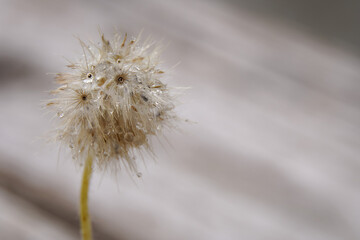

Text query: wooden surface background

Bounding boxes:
[0,0,360,239]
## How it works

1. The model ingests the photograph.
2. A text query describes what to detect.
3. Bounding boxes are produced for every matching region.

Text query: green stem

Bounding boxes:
[80,153,93,240]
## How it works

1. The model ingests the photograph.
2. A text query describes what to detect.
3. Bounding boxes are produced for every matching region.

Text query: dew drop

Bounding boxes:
[124,132,134,142]
[57,111,64,118]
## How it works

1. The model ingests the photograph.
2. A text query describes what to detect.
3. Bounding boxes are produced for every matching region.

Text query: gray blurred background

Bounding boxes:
[0,0,360,239]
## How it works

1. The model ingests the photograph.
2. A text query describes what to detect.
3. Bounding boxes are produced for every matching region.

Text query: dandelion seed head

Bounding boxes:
[48,32,178,174]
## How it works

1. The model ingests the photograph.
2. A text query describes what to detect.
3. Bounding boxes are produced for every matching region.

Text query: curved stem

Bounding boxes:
[80,153,93,240]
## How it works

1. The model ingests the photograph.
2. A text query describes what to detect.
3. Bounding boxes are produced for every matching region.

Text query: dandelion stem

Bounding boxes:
[80,152,93,240]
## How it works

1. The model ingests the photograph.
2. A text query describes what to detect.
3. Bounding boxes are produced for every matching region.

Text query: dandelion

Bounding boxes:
[47,31,178,240]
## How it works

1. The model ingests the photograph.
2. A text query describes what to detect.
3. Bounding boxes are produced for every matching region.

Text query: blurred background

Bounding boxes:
[0,0,360,239]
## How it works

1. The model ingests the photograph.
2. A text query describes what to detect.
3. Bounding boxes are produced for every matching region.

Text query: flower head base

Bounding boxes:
[48,32,177,174]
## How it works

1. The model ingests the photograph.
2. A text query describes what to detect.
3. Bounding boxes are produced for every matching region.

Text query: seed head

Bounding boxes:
[47,32,178,174]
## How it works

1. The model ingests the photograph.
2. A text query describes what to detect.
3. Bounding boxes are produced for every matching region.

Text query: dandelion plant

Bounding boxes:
[47,31,178,240]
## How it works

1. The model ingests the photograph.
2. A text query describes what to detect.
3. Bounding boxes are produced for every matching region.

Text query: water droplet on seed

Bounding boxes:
[57,111,64,118]
[124,132,134,142]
